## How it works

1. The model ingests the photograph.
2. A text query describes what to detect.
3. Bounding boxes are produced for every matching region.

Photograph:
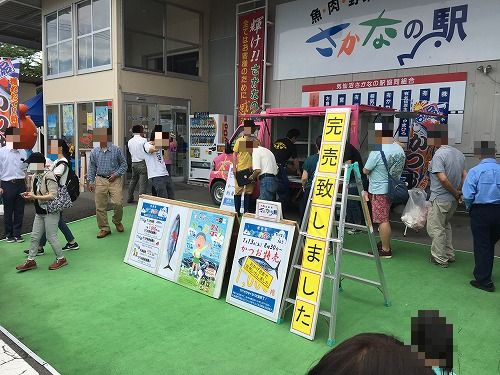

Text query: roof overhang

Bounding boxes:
[0,0,42,50]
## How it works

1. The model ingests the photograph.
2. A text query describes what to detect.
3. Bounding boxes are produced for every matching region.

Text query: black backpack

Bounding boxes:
[54,160,80,202]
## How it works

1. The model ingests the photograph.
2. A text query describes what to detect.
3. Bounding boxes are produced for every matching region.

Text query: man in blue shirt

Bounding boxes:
[87,128,128,238]
[462,141,500,292]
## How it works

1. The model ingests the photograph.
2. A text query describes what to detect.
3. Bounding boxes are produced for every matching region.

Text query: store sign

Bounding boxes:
[274,0,500,80]
[302,72,467,144]
[0,58,20,147]
[226,216,295,322]
[290,108,350,340]
[236,8,266,124]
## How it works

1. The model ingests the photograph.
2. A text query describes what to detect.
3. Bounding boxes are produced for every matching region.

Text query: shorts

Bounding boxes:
[370,194,391,224]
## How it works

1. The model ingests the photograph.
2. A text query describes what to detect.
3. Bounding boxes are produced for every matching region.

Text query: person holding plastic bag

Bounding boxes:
[401,188,431,231]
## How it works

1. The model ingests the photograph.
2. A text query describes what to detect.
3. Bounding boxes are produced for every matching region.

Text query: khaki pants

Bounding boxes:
[426,200,457,264]
[95,176,123,231]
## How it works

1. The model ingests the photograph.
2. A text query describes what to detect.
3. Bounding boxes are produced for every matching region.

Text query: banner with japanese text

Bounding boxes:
[226,215,295,322]
[301,72,467,144]
[274,0,500,80]
[0,58,21,147]
[290,108,350,340]
[236,8,266,125]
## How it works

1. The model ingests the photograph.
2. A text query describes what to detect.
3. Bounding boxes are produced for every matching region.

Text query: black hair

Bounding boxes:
[411,310,454,373]
[307,333,433,375]
[56,139,72,161]
[25,152,46,165]
[5,127,20,135]
[315,136,322,150]
[132,125,143,134]
[287,129,301,139]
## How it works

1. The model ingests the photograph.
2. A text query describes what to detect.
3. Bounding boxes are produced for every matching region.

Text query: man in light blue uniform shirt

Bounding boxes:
[462,141,500,292]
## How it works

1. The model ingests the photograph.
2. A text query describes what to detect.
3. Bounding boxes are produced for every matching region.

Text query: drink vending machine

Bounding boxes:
[188,113,234,183]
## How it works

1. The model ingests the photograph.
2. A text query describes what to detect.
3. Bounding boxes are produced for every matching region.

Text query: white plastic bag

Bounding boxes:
[401,188,430,230]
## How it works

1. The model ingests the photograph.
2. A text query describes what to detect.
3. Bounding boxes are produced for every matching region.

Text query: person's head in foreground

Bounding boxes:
[307,333,433,375]
[411,310,454,374]
[25,152,46,174]
[474,140,496,160]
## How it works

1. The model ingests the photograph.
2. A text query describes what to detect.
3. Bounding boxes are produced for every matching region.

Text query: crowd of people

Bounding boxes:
[0,121,498,293]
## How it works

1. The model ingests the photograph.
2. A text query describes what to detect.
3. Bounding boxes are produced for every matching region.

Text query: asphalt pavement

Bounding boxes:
[1,182,498,256]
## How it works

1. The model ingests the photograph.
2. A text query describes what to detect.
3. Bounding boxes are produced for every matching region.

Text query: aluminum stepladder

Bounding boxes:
[278,161,391,346]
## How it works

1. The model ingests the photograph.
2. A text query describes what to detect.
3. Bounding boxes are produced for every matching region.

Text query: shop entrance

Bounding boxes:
[124,94,189,181]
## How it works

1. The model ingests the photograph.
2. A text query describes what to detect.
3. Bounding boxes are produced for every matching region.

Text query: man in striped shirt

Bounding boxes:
[87,128,128,238]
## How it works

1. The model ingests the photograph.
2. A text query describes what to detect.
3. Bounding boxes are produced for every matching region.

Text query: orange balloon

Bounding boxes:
[18,103,38,149]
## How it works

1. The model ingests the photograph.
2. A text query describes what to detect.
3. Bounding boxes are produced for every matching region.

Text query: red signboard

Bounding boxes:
[236,8,265,126]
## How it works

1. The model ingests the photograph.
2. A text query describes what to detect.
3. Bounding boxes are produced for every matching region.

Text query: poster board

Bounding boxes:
[226,214,296,322]
[124,196,236,299]
[256,200,283,222]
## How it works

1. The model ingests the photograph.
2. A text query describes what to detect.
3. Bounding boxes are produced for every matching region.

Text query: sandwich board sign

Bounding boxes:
[226,214,296,322]
[124,196,236,299]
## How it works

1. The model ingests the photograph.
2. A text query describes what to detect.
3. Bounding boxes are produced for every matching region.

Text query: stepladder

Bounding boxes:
[278,162,391,346]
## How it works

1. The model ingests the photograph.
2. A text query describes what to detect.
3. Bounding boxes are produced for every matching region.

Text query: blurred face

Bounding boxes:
[368,122,393,151]
[49,139,64,155]
[239,139,259,154]
[427,127,448,147]
[5,128,21,149]
[93,128,110,148]
[28,162,45,173]
[154,132,170,148]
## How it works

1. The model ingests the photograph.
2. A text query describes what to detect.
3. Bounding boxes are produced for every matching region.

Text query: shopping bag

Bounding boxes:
[401,188,430,230]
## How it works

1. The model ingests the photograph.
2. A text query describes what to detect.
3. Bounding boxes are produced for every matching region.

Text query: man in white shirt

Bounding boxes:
[127,125,148,203]
[143,128,172,199]
[0,127,28,242]
[250,145,278,201]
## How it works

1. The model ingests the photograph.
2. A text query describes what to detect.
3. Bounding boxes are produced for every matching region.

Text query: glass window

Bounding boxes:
[45,7,73,77]
[46,105,60,139]
[76,0,111,72]
[123,2,201,77]
[77,102,94,150]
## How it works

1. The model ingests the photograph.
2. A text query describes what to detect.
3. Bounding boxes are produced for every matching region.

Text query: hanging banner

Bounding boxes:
[302,72,466,144]
[274,0,500,80]
[0,58,21,147]
[124,197,236,299]
[290,107,350,341]
[236,7,266,126]
[226,215,296,322]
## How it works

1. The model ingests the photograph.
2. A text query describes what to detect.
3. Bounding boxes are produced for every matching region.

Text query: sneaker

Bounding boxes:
[368,247,393,259]
[23,248,45,256]
[16,259,37,272]
[347,229,362,235]
[430,255,448,268]
[49,258,68,270]
[62,242,79,251]
[469,280,495,292]
[14,236,24,243]
[6,237,16,243]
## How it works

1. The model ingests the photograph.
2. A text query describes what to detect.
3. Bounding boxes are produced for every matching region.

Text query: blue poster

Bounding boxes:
[95,106,109,128]
[178,209,229,296]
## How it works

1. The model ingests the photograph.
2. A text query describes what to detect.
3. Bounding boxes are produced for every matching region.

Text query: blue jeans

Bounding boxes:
[259,176,278,201]
[39,212,74,246]
[276,164,290,208]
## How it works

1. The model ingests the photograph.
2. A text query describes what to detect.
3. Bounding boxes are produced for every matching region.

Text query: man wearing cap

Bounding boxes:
[87,128,128,238]
[462,141,500,292]
[0,127,28,243]
[127,125,148,203]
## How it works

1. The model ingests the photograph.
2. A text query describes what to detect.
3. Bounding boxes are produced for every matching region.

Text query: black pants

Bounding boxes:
[1,180,26,238]
[233,194,252,214]
[470,204,500,286]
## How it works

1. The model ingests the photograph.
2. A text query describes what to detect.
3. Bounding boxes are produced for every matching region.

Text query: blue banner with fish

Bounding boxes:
[226,217,296,322]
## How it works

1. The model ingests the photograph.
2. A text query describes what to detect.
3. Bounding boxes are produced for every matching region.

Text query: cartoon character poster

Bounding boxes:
[125,200,169,273]
[177,209,231,298]
[226,217,295,322]
[157,205,190,282]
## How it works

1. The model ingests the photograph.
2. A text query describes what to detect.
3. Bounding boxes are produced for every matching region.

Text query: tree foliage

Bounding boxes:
[0,42,42,79]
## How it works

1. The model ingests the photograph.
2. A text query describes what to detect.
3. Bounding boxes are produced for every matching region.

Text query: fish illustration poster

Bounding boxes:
[226,217,295,322]
[177,209,232,298]
[126,201,169,273]
[156,205,190,282]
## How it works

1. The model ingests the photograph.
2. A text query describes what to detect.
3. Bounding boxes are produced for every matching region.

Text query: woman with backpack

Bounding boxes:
[16,152,68,271]
[23,139,79,257]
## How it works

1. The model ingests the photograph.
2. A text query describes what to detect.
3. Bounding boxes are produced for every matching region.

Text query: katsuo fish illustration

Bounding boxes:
[238,256,281,280]
[164,214,181,270]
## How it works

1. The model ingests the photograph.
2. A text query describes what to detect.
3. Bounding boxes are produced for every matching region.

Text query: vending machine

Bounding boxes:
[188,113,234,183]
